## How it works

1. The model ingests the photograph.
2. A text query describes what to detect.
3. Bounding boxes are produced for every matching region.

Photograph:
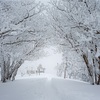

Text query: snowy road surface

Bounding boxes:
[0,78,100,100]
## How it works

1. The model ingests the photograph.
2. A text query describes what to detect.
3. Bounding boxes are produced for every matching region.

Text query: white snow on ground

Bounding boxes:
[16,73,57,81]
[0,77,100,100]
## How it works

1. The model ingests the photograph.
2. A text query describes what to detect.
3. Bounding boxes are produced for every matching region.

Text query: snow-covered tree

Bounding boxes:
[0,0,48,82]
[49,0,100,84]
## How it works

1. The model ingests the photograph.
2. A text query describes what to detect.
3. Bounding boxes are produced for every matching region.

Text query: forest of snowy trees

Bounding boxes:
[0,0,100,85]
[0,0,49,82]
[48,0,100,85]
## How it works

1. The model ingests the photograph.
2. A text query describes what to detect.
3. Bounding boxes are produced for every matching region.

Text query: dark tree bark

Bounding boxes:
[64,67,67,79]
[82,54,94,85]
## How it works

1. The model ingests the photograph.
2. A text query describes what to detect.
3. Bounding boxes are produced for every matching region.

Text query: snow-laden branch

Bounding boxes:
[3,39,36,45]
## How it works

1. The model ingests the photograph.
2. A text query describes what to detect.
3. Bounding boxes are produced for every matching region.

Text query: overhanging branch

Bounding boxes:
[3,39,36,45]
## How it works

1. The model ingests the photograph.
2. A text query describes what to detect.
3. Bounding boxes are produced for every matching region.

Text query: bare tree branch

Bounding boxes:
[3,39,36,45]
[0,30,17,38]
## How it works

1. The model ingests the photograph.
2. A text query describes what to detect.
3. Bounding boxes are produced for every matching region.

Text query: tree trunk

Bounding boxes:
[93,58,98,84]
[1,65,6,82]
[1,55,6,82]
[97,57,100,85]
[0,58,24,82]
[82,54,94,85]
[12,69,18,81]
[11,59,24,81]
[64,67,67,79]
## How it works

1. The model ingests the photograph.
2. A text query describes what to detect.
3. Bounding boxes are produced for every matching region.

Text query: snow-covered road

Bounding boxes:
[0,78,100,100]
